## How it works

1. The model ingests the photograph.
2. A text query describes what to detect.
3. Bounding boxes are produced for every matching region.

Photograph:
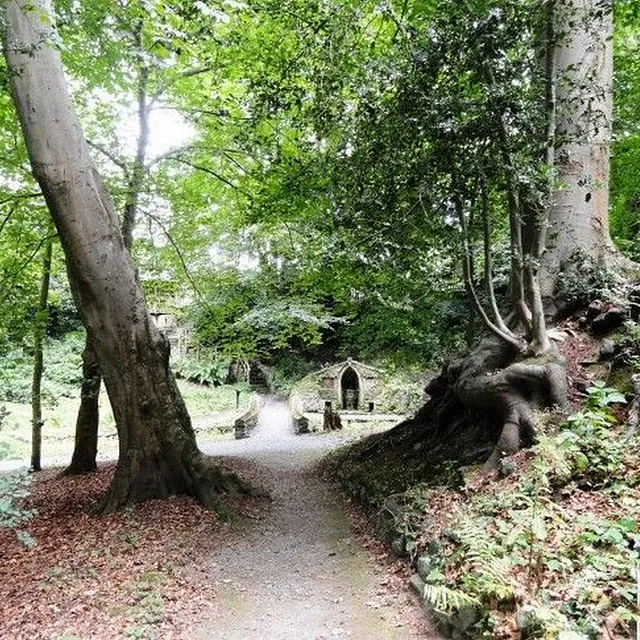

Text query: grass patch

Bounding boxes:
[0,332,251,463]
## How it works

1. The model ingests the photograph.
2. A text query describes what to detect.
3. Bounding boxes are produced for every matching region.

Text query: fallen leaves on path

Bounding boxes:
[0,462,268,640]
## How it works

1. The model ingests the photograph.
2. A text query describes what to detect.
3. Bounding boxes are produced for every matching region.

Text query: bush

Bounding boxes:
[555,250,618,313]
[173,354,231,386]
[0,470,36,548]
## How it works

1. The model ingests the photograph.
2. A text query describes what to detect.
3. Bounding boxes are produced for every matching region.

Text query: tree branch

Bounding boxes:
[149,65,215,106]
[0,204,18,237]
[122,43,150,251]
[0,233,58,305]
[145,143,195,170]
[221,151,250,175]
[139,208,213,312]
[0,191,42,206]
[169,157,252,197]
[524,0,556,355]
[459,0,532,330]
[480,176,510,333]
[87,140,130,176]
[454,180,522,351]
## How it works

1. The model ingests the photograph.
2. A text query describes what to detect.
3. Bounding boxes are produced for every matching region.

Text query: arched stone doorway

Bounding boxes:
[341,366,360,410]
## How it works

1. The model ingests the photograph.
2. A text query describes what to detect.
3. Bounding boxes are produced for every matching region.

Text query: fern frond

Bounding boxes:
[423,583,481,614]
[454,519,515,601]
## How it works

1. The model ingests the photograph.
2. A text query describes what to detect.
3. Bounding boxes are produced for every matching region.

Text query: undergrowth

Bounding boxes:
[331,383,640,638]
[0,331,84,404]
[0,470,36,548]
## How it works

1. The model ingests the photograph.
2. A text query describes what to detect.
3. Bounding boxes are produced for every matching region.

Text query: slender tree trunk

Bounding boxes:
[3,0,248,512]
[523,0,556,354]
[63,329,100,475]
[30,237,53,472]
[121,22,149,252]
[541,0,614,296]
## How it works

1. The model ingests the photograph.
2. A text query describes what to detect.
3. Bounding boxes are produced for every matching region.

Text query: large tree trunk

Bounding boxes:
[66,31,149,476]
[30,237,53,472]
[63,329,100,475]
[2,0,249,512]
[541,0,614,297]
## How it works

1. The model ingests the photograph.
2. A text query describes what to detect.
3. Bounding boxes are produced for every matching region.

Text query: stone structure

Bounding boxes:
[149,311,190,360]
[290,358,389,414]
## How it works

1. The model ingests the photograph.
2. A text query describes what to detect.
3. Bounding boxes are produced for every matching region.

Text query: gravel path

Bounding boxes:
[195,400,438,640]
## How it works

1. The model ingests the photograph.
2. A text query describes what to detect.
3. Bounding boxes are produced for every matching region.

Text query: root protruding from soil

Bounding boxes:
[344,337,567,484]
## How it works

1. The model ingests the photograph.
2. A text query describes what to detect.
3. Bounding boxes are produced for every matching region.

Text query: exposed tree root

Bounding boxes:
[341,336,567,486]
[454,338,567,470]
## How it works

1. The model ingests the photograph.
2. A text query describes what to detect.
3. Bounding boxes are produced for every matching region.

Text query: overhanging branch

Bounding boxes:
[169,156,252,198]
[87,140,130,177]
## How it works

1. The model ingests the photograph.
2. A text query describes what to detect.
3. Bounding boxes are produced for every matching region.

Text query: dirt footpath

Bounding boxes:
[196,428,439,640]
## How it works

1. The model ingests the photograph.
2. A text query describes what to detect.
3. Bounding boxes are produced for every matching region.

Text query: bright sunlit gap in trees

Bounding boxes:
[118,102,197,163]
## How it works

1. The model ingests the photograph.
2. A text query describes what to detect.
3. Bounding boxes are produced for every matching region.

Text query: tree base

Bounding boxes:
[61,460,98,477]
[337,337,567,492]
[97,452,265,518]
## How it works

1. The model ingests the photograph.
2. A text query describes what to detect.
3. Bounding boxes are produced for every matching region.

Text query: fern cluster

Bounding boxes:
[417,383,639,637]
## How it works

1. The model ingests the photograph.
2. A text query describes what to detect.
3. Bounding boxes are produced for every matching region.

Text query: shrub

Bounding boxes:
[172,355,231,386]
[0,331,85,404]
[0,470,36,548]
[555,250,618,312]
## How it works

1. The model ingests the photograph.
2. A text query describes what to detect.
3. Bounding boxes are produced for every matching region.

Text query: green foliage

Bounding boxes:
[173,354,230,387]
[0,332,84,404]
[423,582,481,615]
[0,470,36,548]
[584,380,627,409]
[541,382,629,488]
[235,300,343,350]
[374,374,424,415]
[455,520,514,604]
[611,3,640,259]
[0,405,12,460]
[333,379,640,638]
[554,251,619,312]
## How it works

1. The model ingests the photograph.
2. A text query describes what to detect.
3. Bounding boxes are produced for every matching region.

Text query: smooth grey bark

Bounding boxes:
[541,0,614,295]
[30,237,52,472]
[67,27,150,475]
[3,0,249,511]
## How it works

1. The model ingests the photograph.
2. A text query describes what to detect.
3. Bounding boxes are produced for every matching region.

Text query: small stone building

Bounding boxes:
[291,358,389,413]
[149,311,189,360]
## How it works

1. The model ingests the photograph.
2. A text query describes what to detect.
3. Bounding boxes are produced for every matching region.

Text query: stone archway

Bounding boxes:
[340,366,360,410]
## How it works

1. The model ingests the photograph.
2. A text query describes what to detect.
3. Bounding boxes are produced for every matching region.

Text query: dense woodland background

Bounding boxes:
[1,0,640,638]
[0,0,635,377]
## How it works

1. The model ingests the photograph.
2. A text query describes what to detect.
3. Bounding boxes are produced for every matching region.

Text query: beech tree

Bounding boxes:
[61,0,243,474]
[1,0,248,511]
[541,0,615,298]
[395,0,614,469]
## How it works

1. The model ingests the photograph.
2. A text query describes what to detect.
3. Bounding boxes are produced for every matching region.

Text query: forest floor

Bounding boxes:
[0,418,437,640]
